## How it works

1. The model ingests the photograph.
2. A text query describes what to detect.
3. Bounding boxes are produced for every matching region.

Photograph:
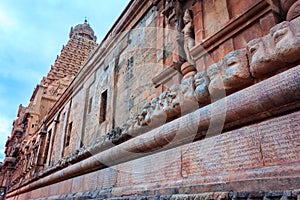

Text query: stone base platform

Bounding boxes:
[8,109,300,200]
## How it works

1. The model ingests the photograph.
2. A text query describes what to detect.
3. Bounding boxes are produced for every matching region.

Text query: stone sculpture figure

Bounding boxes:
[156,93,168,115]
[247,21,300,77]
[167,84,182,118]
[182,9,195,65]
[181,77,198,114]
[154,91,173,122]
[120,120,131,136]
[144,98,159,126]
[207,62,224,98]
[159,92,169,111]
[141,102,151,126]
[174,0,184,31]
[180,9,197,80]
[152,93,168,125]
[194,71,210,104]
[140,97,166,127]
[127,115,143,136]
[270,21,300,63]
[126,96,167,137]
[222,49,252,90]
[246,35,276,78]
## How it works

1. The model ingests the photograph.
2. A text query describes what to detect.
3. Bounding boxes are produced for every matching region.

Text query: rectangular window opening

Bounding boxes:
[99,90,107,124]
[43,129,52,164]
[65,122,72,147]
[88,97,93,113]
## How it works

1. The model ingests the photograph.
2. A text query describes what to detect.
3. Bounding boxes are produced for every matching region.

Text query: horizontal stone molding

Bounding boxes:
[7,65,300,198]
[21,188,300,200]
[8,111,300,198]
[152,65,180,87]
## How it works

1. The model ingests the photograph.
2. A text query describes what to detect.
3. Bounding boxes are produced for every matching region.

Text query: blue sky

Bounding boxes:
[0,0,130,162]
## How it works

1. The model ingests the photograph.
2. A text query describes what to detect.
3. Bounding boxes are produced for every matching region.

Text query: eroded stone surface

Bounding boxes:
[207,62,224,98]
[222,49,252,90]
[247,20,300,77]
[194,71,210,104]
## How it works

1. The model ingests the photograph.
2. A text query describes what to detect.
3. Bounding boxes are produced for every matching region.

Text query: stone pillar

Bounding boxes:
[35,126,47,173]
[181,62,197,79]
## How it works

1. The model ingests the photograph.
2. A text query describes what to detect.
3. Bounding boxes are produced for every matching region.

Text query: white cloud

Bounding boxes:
[0,7,18,33]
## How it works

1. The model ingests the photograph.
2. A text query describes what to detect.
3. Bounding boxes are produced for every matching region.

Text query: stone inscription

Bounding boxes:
[259,113,300,166]
[185,126,263,176]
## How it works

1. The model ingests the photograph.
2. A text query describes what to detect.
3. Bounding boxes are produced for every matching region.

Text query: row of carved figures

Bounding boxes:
[107,20,300,141]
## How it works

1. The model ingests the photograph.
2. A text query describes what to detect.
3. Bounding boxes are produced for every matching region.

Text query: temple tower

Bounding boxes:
[0,20,97,191]
[43,19,97,88]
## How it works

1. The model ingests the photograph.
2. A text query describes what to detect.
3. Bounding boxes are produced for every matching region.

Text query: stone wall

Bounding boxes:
[2,0,300,199]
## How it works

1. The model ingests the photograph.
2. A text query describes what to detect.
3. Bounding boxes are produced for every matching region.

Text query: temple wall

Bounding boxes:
[8,109,300,199]
[3,0,300,199]
[40,0,282,164]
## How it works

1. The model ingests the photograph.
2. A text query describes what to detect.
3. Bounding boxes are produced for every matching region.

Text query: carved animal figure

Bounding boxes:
[180,77,198,114]
[222,49,252,90]
[194,71,210,104]
[167,84,182,118]
[270,21,300,63]
[151,95,167,126]
[246,36,276,77]
[207,62,225,99]
[247,21,300,77]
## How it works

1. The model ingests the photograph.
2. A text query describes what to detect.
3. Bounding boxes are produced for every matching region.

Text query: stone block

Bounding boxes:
[83,171,98,191]
[203,0,230,38]
[97,167,117,190]
[227,0,260,18]
[71,176,84,193]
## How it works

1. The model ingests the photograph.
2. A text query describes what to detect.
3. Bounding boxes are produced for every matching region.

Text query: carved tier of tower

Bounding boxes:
[43,20,97,97]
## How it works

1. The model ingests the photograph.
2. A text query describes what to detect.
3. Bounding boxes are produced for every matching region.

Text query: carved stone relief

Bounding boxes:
[222,49,252,90]
[182,9,195,65]
[247,21,300,77]
[270,21,300,63]
[194,71,210,104]
[167,84,182,118]
[246,36,275,77]
[105,20,300,143]
[207,62,224,97]
[181,77,198,114]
